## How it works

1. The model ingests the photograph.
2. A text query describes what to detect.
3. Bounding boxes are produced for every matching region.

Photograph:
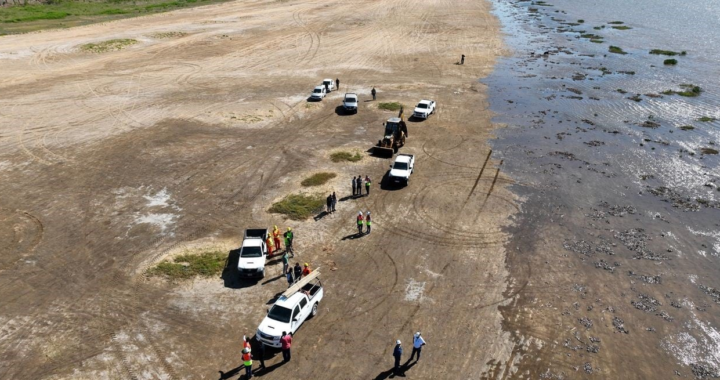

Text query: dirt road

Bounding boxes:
[0,0,516,378]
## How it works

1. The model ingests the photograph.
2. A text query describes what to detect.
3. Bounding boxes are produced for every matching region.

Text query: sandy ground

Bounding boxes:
[0,0,519,379]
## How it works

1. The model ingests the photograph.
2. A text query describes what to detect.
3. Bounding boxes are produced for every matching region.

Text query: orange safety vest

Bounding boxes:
[242,352,252,366]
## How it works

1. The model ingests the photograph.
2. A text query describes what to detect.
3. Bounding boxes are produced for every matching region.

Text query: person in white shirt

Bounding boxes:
[409,332,426,362]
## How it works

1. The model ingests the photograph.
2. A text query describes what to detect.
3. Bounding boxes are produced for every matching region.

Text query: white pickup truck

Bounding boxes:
[388,154,415,185]
[322,78,335,92]
[256,270,323,348]
[412,99,436,119]
[310,85,327,100]
[343,93,358,113]
[237,228,269,279]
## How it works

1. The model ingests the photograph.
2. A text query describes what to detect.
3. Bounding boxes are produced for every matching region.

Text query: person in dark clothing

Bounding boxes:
[293,263,302,282]
[352,176,357,196]
[371,87,376,100]
[326,195,332,213]
[324,82,329,93]
[331,192,337,212]
[258,342,266,370]
[335,78,340,90]
[286,267,294,287]
[461,54,465,64]
[393,340,403,375]
[355,176,362,196]
[399,120,408,138]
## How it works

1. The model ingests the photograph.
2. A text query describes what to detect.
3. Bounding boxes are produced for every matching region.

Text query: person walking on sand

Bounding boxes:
[365,175,371,196]
[461,54,465,65]
[331,191,337,212]
[371,87,376,101]
[352,176,357,196]
[356,211,364,235]
[365,211,372,234]
[336,78,340,90]
[273,225,282,252]
[393,340,403,375]
[356,175,362,197]
[242,347,253,379]
[409,332,426,362]
[326,194,332,213]
[280,331,292,363]
[293,262,302,282]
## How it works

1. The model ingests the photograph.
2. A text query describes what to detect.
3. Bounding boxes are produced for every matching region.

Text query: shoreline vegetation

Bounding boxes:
[0,0,228,34]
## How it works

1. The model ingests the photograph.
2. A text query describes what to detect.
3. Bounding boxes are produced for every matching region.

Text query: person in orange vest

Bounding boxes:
[243,335,252,352]
[265,234,275,257]
[273,225,282,252]
[302,263,312,277]
[241,347,253,379]
[356,211,364,235]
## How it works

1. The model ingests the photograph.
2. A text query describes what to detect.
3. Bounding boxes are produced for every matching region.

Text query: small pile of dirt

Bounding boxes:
[578,317,593,328]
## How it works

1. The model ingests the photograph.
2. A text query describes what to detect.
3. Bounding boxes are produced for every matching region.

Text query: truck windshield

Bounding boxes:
[314,89,321,93]
[267,305,292,323]
[241,246,262,258]
[417,103,427,109]
[385,122,399,135]
[393,162,408,170]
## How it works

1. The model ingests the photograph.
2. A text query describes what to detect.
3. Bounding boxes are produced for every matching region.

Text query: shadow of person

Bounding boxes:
[218,365,242,379]
[339,195,354,202]
[372,368,395,380]
[341,232,365,240]
[313,211,329,221]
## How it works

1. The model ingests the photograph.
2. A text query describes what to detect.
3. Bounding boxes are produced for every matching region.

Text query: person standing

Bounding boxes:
[331,192,337,212]
[273,225,282,252]
[398,106,404,120]
[286,267,294,288]
[324,82,329,93]
[365,175,371,196]
[461,54,465,65]
[243,335,252,353]
[355,175,362,196]
[365,211,372,234]
[242,347,253,379]
[293,262,302,282]
[265,234,275,257]
[280,331,292,363]
[284,227,294,257]
[282,251,289,275]
[326,194,333,213]
[302,263,312,277]
[371,87,376,101]
[393,340,403,375]
[352,176,357,196]
[409,332,426,362]
[258,342,266,370]
[356,211,364,235]
[335,78,340,90]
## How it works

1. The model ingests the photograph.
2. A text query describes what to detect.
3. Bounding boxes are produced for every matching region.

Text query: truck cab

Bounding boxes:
[256,270,324,348]
[237,229,268,279]
[388,154,415,185]
[310,85,327,100]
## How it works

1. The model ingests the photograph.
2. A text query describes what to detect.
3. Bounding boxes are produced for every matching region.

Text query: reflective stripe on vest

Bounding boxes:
[244,359,252,366]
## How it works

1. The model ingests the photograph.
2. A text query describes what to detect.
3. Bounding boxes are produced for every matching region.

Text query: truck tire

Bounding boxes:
[311,303,318,318]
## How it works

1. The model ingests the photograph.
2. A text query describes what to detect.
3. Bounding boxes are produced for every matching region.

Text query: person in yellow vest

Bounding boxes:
[265,235,275,257]
[242,347,253,379]
[272,225,282,252]
[364,175,371,196]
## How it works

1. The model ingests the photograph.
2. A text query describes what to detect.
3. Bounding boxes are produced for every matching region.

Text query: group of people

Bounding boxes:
[266,225,294,258]
[356,211,372,235]
[285,262,312,288]
[239,331,294,378]
[393,332,427,375]
[325,192,337,214]
[352,175,371,197]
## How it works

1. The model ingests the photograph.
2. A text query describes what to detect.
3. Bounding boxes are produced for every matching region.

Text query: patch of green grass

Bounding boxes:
[301,172,337,187]
[700,148,719,155]
[616,89,628,94]
[611,25,632,30]
[269,193,325,220]
[590,38,604,43]
[697,117,716,122]
[577,19,584,23]
[649,49,687,56]
[664,59,678,65]
[378,102,403,111]
[609,45,627,54]
[148,251,226,279]
[608,21,624,25]
[330,151,363,163]
[679,125,694,130]
[2,7,69,23]
[676,85,702,97]
[98,8,129,15]
[80,38,137,53]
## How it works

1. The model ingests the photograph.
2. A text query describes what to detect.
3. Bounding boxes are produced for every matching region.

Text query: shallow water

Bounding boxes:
[486,0,720,376]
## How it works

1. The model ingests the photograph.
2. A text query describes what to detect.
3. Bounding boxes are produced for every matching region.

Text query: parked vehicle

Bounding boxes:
[310,85,327,100]
[237,229,268,279]
[256,270,324,348]
[343,93,358,113]
[412,99,436,119]
[322,78,335,92]
[388,154,415,185]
